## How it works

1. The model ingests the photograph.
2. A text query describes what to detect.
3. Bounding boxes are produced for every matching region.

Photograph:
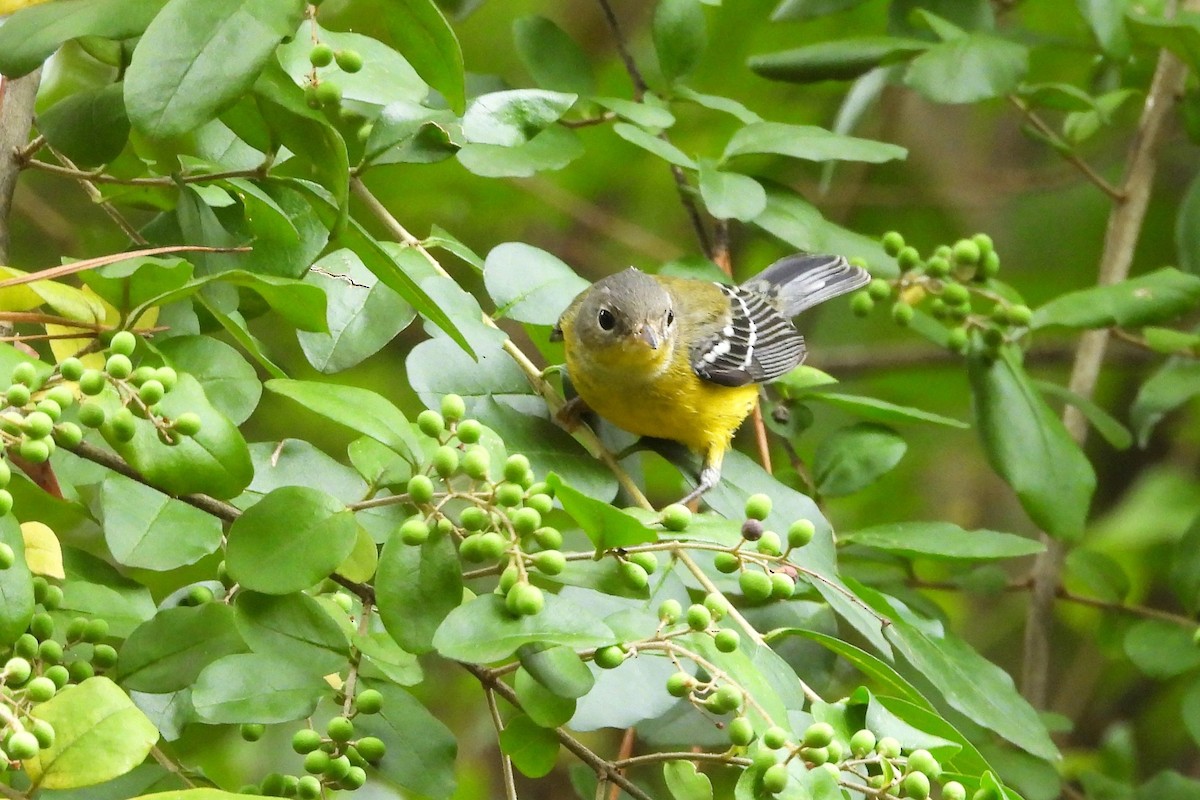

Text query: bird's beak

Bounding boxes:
[636,324,660,349]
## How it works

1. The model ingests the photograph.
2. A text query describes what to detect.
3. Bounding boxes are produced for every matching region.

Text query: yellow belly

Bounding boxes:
[564,341,758,459]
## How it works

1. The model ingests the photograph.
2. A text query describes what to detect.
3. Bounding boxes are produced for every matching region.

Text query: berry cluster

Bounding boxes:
[243,691,384,797]
[695,494,816,603]
[853,232,1032,359]
[304,40,363,110]
[0,577,114,767]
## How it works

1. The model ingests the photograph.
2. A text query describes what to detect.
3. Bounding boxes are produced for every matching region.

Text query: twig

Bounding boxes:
[341,604,374,717]
[1021,11,1195,708]
[594,0,648,99]
[1007,95,1124,201]
[484,687,519,800]
[613,751,751,770]
[150,745,198,788]
[40,141,149,245]
[0,70,41,263]
[608,727,637,800]
[19,158,264,187]
[0,244,251,290]
[349,177,652,510]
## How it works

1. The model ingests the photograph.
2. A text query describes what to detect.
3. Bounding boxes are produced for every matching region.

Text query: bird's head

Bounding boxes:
[568,268,677,365]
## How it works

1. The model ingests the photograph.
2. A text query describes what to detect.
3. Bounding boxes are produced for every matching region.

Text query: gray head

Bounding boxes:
[570,268,676,351]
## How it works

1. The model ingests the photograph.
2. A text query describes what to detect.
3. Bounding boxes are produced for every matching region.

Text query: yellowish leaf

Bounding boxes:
[0,0,55,15]
[21,521,64,579]
[0,267,46,312]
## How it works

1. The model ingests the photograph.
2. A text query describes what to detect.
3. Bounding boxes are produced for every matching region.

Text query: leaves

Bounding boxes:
[698,160,768,221]
[433,593,614,663]
[118,604,248,692]
[724,122,908,163]
[0,0,166,77]
[841,522,1045,560]
[805,391,970,428]
[813,423,907,496]
[192,653,326,723]
[483,242,589,325]
[381,0,466,113]
[0,516,34,645]
[1031,268,1200,330]
[654,0,708,82]
[376,528,463,655]
[125,0,307,139]
[265,379,421,463]
[462,90,579,146]
[903,32,1029,104]
[1130,359,1200,446]
[233,591,350,674]
[547,473,658,548]
[513,15,596,95]
[98,475,223,571]
[38,83,131,168]
[354,680,458,798]
[499,714,560,778]
[749,37,929,83]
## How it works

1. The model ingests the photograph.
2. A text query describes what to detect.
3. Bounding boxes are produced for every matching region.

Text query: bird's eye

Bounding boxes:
[667,310,675,326]
[597,308,616,331]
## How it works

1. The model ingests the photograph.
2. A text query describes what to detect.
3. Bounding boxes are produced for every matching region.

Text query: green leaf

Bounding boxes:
[654,0,707,82]
[1130,358,1200,446]
[0,516,34,644]
[233,591,350,675]
[130,269,329,334]
[1124,619,1200,679]
[265,378,422,462]
[157,335,261,425]
[224,179,331,279]
[407,336,534,414]
[773,629,930,708]
[125,0,306,139]
[0,0,166,77]
[749,37,928,83]
[354,631,423,686]
[498,714,560,778]
[418,272,508,354]
[483,242,590,325]
[870,695,991,776]
[107,373,253,500]
[968,349,1095,541]
[382,0,465,113]
[457,125,585,177]
[841,522,1044,560]
[1064,549,1130,604]
[1127,12,1200,76]
[192,653,327,723]
[1034,380,1132,450]
[513,15,596,95]
[770,0,872,22]
[297,249,416,374]
[1031,268,1200,329]
[354,680,458,797]
[1170,514,1200,614]
[756,183,897,273]
[1179,171,1200,275]
[38,83,130,168]
[592,96,677,128]
[462,90,578,146]
[724,122,907,164]
[515,667,576,728]
[698,161,767,221]
[83,256,193,314]
[674,86,763,124]
[118,604,248,692]
[1017,81,1102,112]
[518,645,595,699]
[26,678,159,790]
[806,391,969,428]
[433,593,614,663]
[547,473,658,549]
[1143,326,1200,355]
[613,122,698,169]
[903,33,1029,104]
[226,487,357,595]
[362,101,459,166]
[60,549,156,639]
[1078,0,1131,57]
[664,760,714,800]
[814,422,906,497]
[98,475,223,571]
[1062,88,1137,144]
[376,529,463,655]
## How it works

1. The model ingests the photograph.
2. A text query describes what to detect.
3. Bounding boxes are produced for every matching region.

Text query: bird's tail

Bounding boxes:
[743,253,871,317]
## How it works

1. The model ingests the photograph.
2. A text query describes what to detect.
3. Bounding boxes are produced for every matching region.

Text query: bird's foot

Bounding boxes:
[555,396,591,432]
[677,465,721,507]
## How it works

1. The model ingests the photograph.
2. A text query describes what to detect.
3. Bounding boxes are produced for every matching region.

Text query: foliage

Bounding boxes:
[0,1,1198,799]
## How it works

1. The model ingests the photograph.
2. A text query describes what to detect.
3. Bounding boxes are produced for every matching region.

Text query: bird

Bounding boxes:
[552,253,870,504]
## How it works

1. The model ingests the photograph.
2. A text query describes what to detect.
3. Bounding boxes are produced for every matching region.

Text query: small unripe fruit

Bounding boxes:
[803,746,828,765]
[505,582,544,616]
[36,399,62,421]
[109,408,137,443]
[744,493,771,521]
[32,718,55,749]
[458,535,485,562]
[7,730,39,760]
[105,353,133,379]
[407,474,435,504]
[1008,304,1033,326]
[892,302,914,326]
[739,570,772,603]
[0,490,11,518]
[713,684,743,713]
[240,723,265,742]
[787,519,815,549]
[14,634,37,658]
[4,657,32,685]
[686,604,711,631]
[658,598,682,623]
[503,454,531,484]
[342,766,367,790]
[355,687,383,715]
[495,481,524,507]
[441,394,466,421]
[130,366,155,386]
[533,526,562,550]
[39,639,63,665]
[0,458,9,488]
[11,362,37,386]
[309,43,335,67]
[897,246,921,271]
[947,327,969,353]
[728,715,754,746]
[661,503,690,531]
[619,561,648,590]
[876,736,901,758]
[462,446,490,480]
[980,250,1001,278]
[432,446,459,477]
[78,402,106,428]
[25,411,53,439]
[304,748,331,774]
[952,239,981,265]
[628,551,658,575]
[44,665,69,688]
[770,572,795,600]
[79,369,106,396]
[315,80,342,107]
[942,781,967,800]
[714,629,740,653]
[6,384,30,407]
[762,726,788,749]
[762,763,789,794]
[756,530,782,557]
[53,422,82,448]
[456,419,482,444]
[902,771,931,800]
[109,330,137,356]
[92,643,118,669]
[594,645,625,669]
[942,283,970,306]
[138,379,165,405]
[459,506,488,531]
[186,585,214,605]
[399,518,430,546]
[335,48,363,72]
[666,671,693,697]
[25,675,56,702]
[327,715,354,742]
[476,531,507,561]
[803,722,834,748]
[356,735,386,762]
[906,749,940,778]
[714,552,740,573]
[325,754,352,780]
[155,367,178,391]
[867,278,892,301]
[173,412,202,437]
[292,728,323,754]
[60,357,84,381]
[850,292,874,317]
[850,728,876,756]
[525,493,553,516]
[531,549,565,575]
[881,231,905,256]
[42,584,63,610]
[20,436,51,463]
[296,775,321,800]
[826,739,843,763]
[925,256,951,278]
[82,618,109,643]
[30,611,54,640]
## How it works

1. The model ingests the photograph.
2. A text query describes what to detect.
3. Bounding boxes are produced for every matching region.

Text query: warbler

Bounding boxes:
[552,253,869,503]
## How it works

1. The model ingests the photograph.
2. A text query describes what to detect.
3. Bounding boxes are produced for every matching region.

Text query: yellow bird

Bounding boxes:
[552,254,869,503]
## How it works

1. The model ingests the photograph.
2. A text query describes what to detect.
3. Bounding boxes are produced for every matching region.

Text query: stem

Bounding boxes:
[340,604,374,717]
[1007,95,1124,201]
[150,745,199,789]
[1021,15,1195,707]
[484,687,519,800]
[39,142,148,245]
[613,751,751,769]
[19,158,264,187]
[0,70,41,264]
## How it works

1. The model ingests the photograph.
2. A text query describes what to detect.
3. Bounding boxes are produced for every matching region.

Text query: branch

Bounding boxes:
[39,142,148,245]
[484,687,519,800]
[18,158,264,187]
[1007,95,1124,201]
[0,69,42,264]
[1021,10,1195,707]
[614,751,751,770]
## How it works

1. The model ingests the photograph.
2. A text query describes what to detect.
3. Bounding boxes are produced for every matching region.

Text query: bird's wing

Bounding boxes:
[689,283,806,387]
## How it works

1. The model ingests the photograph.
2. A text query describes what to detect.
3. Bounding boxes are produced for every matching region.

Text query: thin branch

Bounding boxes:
[341,604,374,717]
[1,69,41,264]
[19,158,264,187]
[594,0,648,99]
[1007,95,1124,201]
[40,142,148,245]
[1022,13,1195,707]
[608,727,637,800]
[560,112,617,129]
[350,177,652,510]
[0,780,23,800]
[484,687,519,800]
[150,745,198,789]
[0,244,250,290]
[614,751,751,770]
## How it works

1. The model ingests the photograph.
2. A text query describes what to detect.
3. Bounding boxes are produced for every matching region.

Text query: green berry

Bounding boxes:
[130,366,155,386]
[925,256,951,278]
[462,446,490,480]
[716,684,744,714]
[109,330,136,356]
[850,728,876,757]
[756,530,782,557]
[803,722,835,748]
[309,43,335,67]
[533,526,562,550]
[355,688,383,715]
[79,369,106,396]
[762,726,788,750]
[53,422,82,448]
[972,233,994,256]
[78,402,106,428]
[867,278,892,301]
[881,231,905,256]
[441,394,466,421]
[32,576,48,604]
[739,570,772,603]
[432,446,459,477]
[459,506,488,531]
[660,503,691,531]
[458,535,485,562]
[666,671,693,697]
[292,728,323,754]
[31,718,55,749]
[907,749,940,778]
[315,80,342,107]
[304,749,331,773]
[36,399,62,421]
[770,572,795,600]
[327,715,354,742]
[305,83,322,109]
[14,634,37,658]
[531,549,565,576]
[476,531,507,561]
[503,454,531,484]
[399,517,430,546]
[658,598,682,623]
[92,643,118,669]
[525,493,553,516]
[619,560,649,590]
[20,436,53,464]
[240,723,266,742]
[38,638,63,665]
[897,246,921,271]
[138,379,165,405]
[850,292,874,317]
[762,763,789,794]
[826,739,843,763]
[6,384,30,407]
[82,618,108,643]
[335,48,363,72]
[0,542,13,569]
[11,362,37,386]
[628,551,657,575]
[4,656,32,685]
[495,481,524,507]
[942,283,970,306]
[952,239,981,265]
[417,409,444,438]
[982,326,1005,347]
[744,493,772,521]
[686,603,711,631]
[803,746,829,765]
[456,418,482,444]
[1008,304,1033,326]
[44,665,69,688]
[511,508,541,536]
[109,408,137,443]
[594,645,625,669]
[7,731,39,760]
[356,735,386,762]
[325,754,352,780]
[505,582,544,616]
[185,585,214,606]
[903,771,931,800]
[787,519,815,549]
[154,367,178,391]
[173,412,202,437]
[60,358,84,381]
[714,552,740,573]
[943,781,967,800]
[42,583,63,609]
[0,457,10,487]
[892,302,914,326]
[296,775,321,800]
[0,489,11,517]
[341,766,367,790]
[980,250,1001,278]
[407,474,435,504]
[876,736,901,758]
[30,611,54,640]
[105,353,132,379]
[704,592,729,620]
[947,327,969,353]
[728,715,755,746]
[714,629,740,653]
[25,411,53,439]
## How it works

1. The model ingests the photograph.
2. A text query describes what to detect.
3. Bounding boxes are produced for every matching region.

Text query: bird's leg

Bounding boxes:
[555,396,592,431]
[678,463,721,505]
